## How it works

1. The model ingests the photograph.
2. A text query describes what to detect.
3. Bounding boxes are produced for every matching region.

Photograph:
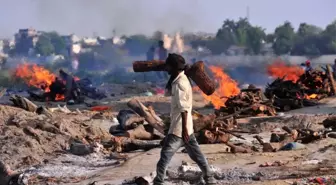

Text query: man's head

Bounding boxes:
[305,60,311,66]
[158,40,164,48]
[165,53,186,75]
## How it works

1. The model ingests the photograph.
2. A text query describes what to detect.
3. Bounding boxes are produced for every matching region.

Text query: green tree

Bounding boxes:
[322,20,336,54]
[266,34,275,43]
[272,21,295,55]
[35,34,55,56]
[246,26,266,54]
[44,31,66,55]
[292,23,323,56]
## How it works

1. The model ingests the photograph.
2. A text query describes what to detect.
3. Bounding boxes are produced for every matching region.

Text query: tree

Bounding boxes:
[297,23,322,37]
[44,31,66,55]
[291,23,323,56]
[272,21,295,55]
[322,20,336,54]
[246,26,266,54]
[35,31,66,56]
[35,34,55,56]
[266,34,275,43]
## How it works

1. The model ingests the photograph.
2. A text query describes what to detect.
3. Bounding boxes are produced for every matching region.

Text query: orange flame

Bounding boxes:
[14,64,79,101]
[15,63,56,92]
[267,60,304,82]
[195,66,240,109]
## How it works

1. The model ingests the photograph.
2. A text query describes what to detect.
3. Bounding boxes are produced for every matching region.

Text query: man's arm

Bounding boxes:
[181,111,189,142]
[175,83,191,142]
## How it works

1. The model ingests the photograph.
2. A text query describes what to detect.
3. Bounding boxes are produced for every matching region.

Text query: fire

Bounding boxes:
[14,63,79,101]
[15,63,56,92]
[195,66,240,109]
[305,93,318,99]
[267,60,304,82]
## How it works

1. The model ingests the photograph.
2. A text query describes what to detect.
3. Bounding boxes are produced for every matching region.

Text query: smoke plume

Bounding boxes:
[0,0,203,38]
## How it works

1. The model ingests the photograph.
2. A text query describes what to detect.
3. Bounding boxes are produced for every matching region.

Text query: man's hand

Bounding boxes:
[181,111,189,143]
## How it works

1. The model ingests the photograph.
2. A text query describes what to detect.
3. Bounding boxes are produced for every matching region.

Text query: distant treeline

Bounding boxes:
[11,18,336,58]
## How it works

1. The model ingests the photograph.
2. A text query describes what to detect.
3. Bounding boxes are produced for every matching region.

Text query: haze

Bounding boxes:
[0,0,335,38]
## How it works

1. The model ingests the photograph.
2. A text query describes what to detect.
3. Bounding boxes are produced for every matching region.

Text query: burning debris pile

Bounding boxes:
[216,87,276,118]
[266,61,335,111]
[194,65,276,118]
[14,63,106,103]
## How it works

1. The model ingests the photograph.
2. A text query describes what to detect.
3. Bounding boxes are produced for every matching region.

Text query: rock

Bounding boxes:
[70,142,93,156]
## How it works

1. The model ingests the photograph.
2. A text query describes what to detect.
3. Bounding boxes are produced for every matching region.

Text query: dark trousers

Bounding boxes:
[154,134,213,185]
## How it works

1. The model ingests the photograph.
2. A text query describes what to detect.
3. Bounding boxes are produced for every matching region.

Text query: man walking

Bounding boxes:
[153,53,216,185]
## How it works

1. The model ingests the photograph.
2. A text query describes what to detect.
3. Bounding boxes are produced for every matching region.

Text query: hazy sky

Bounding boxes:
[0,0,335,38]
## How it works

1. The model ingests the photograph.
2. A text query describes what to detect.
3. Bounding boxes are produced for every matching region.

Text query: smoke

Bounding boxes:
[163,32,185,53]
[0,0,203,38]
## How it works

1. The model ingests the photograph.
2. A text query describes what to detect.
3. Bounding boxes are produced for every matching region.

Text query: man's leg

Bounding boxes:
[154,134,183,185]
[184,134,216,184]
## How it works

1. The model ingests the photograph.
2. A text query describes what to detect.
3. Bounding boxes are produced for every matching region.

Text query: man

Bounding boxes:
[305,60,313,73]
[153,53,216,185]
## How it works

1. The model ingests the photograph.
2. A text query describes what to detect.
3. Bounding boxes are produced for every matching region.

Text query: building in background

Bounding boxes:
[14,28,40,55]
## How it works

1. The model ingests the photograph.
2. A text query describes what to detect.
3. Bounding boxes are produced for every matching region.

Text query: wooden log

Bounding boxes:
[253,135,265,144]
[0,88,6,99]
[127,99,165,134]
[133,60,166,72]
[193,113,216,133]
[36,106,53,118]
[110,136,161,152]
[217,128,246,140]
[225,142,252,153]
[326,65,336,95]
[124,124,154,140]
[124,115,145,130]
[9,95,37,112]
[133,61,216,95]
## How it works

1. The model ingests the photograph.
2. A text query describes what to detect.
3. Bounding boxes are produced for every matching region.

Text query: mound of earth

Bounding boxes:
[0,105,111,170]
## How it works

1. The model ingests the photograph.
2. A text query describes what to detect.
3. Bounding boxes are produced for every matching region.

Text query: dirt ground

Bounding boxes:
[1,88,336,185]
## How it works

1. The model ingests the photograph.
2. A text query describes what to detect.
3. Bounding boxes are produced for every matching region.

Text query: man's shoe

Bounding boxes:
[204,176,216,185]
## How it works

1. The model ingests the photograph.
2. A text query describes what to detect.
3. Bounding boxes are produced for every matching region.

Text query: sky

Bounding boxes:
[0,0,335,38]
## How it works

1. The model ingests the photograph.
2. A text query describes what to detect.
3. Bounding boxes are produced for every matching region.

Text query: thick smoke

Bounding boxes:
[0,0,203,38]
